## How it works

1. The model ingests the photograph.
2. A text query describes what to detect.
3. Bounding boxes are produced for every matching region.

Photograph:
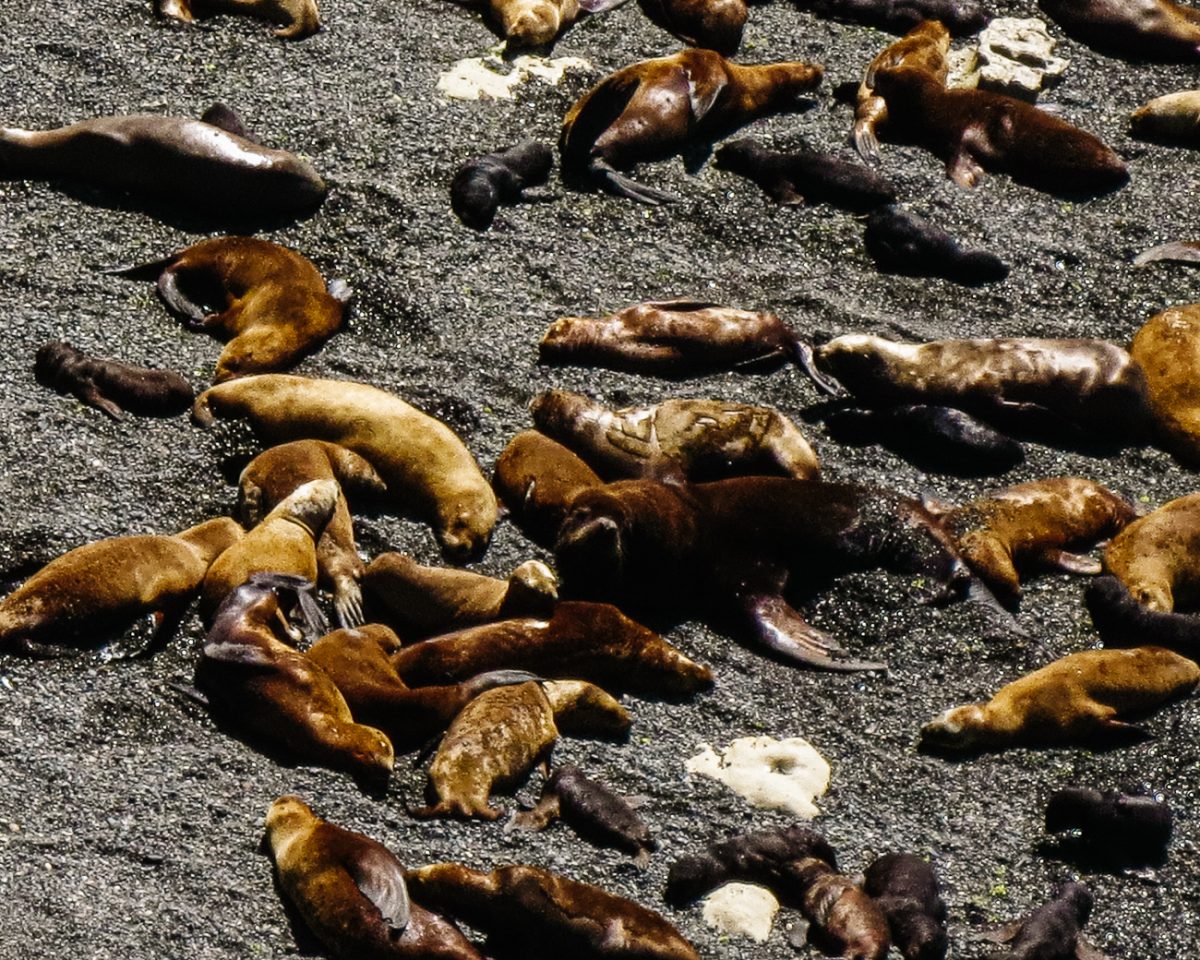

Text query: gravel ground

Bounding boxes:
[2,1,1200,957]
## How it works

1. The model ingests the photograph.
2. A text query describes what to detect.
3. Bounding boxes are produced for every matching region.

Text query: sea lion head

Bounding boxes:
[812,334,894,397]
[264,794,316,848]
[889,906,948,960]
[436,491,498,562]
[554,489,631,598]
[502,0,563,46]
[346,726,396,788]
[919,705,986,751]
[506,560,559,613]
[1056,881,1093,925]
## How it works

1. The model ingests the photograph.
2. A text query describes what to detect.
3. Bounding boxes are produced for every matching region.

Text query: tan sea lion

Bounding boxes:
[1130,303,1200,466]
[34,341,194,420]
[1102,492,1200,610]
[238,441,386,627]
[192,374,498,561]
[530,390,821,481]
[919,647,1200,751]
[492,430,603,547]
[474,0,581,44]
[1131,90,1200,143]
[560,49,823,204]
[264,796,485,959]
[156,0,320,38]
[1039,0,1200,62]
[405,862,701,960]
[0,517,242,657]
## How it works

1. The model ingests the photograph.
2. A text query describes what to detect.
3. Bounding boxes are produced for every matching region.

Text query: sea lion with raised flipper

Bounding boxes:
[1044,787,1173,867]
[636,0,748,55]
[493,430,605,547]
[560,49,823,204]
[451,141,553,231]
[0,516,242,657]
[862,853,948,960]
[264,796,486,960]
[406,862,701,960]
[1131,90,1200,144]
[713,138,897,210]
[192,374,498,561]
[864,205,1010,285]
[980,881,1109,960]
[785,857,891,960]
[802,0,990,36]
[1039,0,1200,62]
[155,0,320,38]
[34,341,194,420]
[530,390,821,481]
[1130,303,1200,466]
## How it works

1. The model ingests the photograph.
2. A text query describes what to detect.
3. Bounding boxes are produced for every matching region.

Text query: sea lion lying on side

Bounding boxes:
[155,0,321,38]
[34,341,193,420]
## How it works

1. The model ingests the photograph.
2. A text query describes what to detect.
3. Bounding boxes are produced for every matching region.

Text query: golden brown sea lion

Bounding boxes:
[1130,303,1200,466]
[406,862,701,960]
[474,0,581,44]
[192,374,498,561]
[636,0,748,55]
[919,647,1200,751]
[34,341,194,420]
[156,0,320,38]
[936,478,1137,599]
[0,517,242,657]
[264,796,486,959]
[1039,0,1200,62]
[559,49,823,204]
[492,430,603,547]
[1131,90,1200,143]
[786,857,891,960]
[1102,492,1200,611]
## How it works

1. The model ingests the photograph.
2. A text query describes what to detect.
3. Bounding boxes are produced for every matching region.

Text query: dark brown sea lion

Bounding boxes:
[451,141,553,231]
[531,390,821,481]
[713,138,897,210]
[786,857,891,960]
[0,108,326,217]
[1039,0,1200,62]
[1130,303,1200,466]
[1131,91,1200,143]
[869,66,1128,195]
[34,341,193,420]
[493,430,604,547]
[980,882,1108,960]
[156,0,320,38]
[559,49,823,204]
[862,853,948,960]
[801,0,990,36]
[636,0,747,55]
[1044,787,1173,867]
[406,862,701,960]
[919,647,1200,752]
[264,796,485,960]
[193,375,498,561]
[864,205,1010,285]
[0,517,242,657]
[1101,492,1200,610]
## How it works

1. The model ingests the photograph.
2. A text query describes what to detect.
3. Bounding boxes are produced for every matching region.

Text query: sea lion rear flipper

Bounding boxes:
[201,639,277,666]
[1133,241,1200,268]
[589,158,678,205]
[1075,935,1112,960]
[1097,716,1152,742]
[744,593,888,673]
[946,146,985,189]
[346,844,411,932]
[459,669,544,699]
[200,103,252,141]
[1038,548,1102,576]
[577,0,630,11]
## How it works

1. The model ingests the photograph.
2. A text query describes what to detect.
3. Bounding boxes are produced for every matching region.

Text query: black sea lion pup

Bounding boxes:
[1086,575,1200,659]
[34,341,193,420]
[451,141,553,231]
[785,857,891,960]
[560,49,823,204]
[1045,787,1173,867]
[862,853,948,960]
[493,431,604,548]
[864,205,1009,285]
[636,0,748,55]
[264,796,486,960]
[800,0,990,36]
[155,0,321,38]
[1039,0,1200,62]
[980,881,1109,960]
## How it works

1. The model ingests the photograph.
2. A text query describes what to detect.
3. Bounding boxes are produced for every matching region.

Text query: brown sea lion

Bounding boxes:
[192,374,498,561]
[406,862,701,960]
[559,49,823,204]
[936,477,1137,599]
[636,0,748,55]
[1131,90,1200,143]
[362,553,558,639]
[869,66,1128,195]
[919,647,1200,751]
[1130,303,1200,466]
[1039,0,1200,62]
[475,0,581,45]
[802,0,990,36]
[493,430,604,547]
[389,601,714,700]
[530,390,821,481]
[980,882,1107,960]
[1044,787,1173,868]
[1102,492,1200,611]
[0,108,326,218]
[34,341,193,420]
[0,516,242,657]
[238,441,385,628]
[156,0,320,38]
[196,575,394,785]
[786,857,891,960]
[264,796,485,960]
[862,853,948,960]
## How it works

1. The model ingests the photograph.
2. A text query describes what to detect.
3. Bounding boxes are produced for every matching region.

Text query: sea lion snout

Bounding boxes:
[918,705,982,750]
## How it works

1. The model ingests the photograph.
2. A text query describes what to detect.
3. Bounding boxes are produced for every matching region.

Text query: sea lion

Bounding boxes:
[155,0,320,38]
[530,390,821,481]
[264,796,485,960]
[192,374,498,561]
[980,882,1108,960]
[200,478,338,623]
[34,341,193,420]
[919,647,1200,752]
[406,862,701,960]
[1044,787,1173,867]
[474,0,581,45]
[936,477,1137,599]
[1131,90,1200,144]
[493,430,604,547]
[559,49,823,204]
[451,141,553,231]
[636,0,748,55]
[1085,575,1200,658]
[362,553,557,639]
[862,853,948,960]
[1038,0,1200,62]
[0,108,326,218]
[801,0,990,36]
[1130,303,1200,466]
[238,441,385,628]
[869,66,1128,195]
[389,601,714,700]
[1101,491,1200,610]
[786,857,891,960]
[713,138,897,211]
[0,516,242,657]
[112,237,351,383]
[195,575,394,785]
[863,205,1010,285]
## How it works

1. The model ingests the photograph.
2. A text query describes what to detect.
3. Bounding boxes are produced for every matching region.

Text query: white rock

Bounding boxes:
[977,17,1068,98]
[437,47,592,101]
[685,735,830,818]
[701,883,780,942]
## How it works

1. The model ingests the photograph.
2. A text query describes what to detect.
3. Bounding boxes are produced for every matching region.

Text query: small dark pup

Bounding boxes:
[450,141,553,230]
[865,205,1009,285]
[35,340,194,419]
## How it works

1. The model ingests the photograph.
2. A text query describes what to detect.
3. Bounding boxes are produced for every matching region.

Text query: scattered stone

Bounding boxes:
[978,18,1067,98]
[701,883,780,942]
[685,736,830,817]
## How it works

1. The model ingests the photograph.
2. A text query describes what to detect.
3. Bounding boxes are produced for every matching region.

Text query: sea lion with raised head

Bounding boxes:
[862,853,948,960]
[1131,90,1200,144]
[34,341,193,420]
[636,0,748,55]
[493,430,604,547]
[451,141,553,231]
[786,857,891,960]
[155,0,320,38]
[1044,787,1173,867]
[1039,0,1200,62]
[713,138,897,210]
[864,205,1010,285]
[802,0,990,36]
[1130,303,1200,466]
[193,374,498,561]
[560,49,823,204]
[980,882,1108,960]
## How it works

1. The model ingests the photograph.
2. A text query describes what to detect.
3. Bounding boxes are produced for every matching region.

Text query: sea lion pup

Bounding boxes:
[1130,303,1200,466]
[405,862,700,960]
[200,478,338,624]
[451,141,553,231]
[531,390,821,481]
[868,66,1128,195]
[785,857,891,960]
[493,431,604,547]
[112,237,351,384]
[389,601,714,700]
[713,138,897,211]
[980,882,1107,960]
[1131,91,1200,144]
[193,374,498,561]
[264,796,486,960]
[864,205,1010,285]
[636,0,748,55]
[1038,0,1200,62]
[155,0,320,38]
[1100,491,1200,610]
[936,478,1137,600]
[34,341,193,420]
[0,517,242,657]
[919,647,1200,752]
[196,575,394,785]
[862,853,947,960]
[1085,576,1200,658]
[238,441,385,628]
[0,107,325,218]
[362,553,558,639]
[1044,787,1173,867]
[800,0,990,36]
[559,49,824,205]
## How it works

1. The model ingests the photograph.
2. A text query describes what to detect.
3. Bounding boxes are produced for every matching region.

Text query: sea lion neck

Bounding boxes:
[725,62,823,118]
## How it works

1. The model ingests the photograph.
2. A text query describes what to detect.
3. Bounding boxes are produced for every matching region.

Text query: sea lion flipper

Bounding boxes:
[946,146,985,188]
[577,0,630,11]
[333,579,365,630]
[978,919,1022,943]
[745,593,888,673]
[157,267,211,325]
[201,639,276,666]
[589,158,678,205]
[346,844,411,932]
[792,341,844,397]
[1039,548,1102,576]
[505,791,562,833]
[1133,241,1200,268]
[76,382,124,420]
[1075,935,1112,960]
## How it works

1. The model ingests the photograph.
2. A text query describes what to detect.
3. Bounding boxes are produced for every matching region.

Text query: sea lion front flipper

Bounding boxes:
[744,593,888,673]
[577,0,631,11]
[505,791,562,833]
[333,578,365,630]
[946,146,985,189]
[792,341,844,397]
[75,382,125,420]
[682,62,727,123]
[589,158,678,205]
[345,843,411,932]
[201,639,277,667]
[1133,241,1200,268]
[157,268,212,326]
[1038,548,1102,576]
[978,919,1023,944]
